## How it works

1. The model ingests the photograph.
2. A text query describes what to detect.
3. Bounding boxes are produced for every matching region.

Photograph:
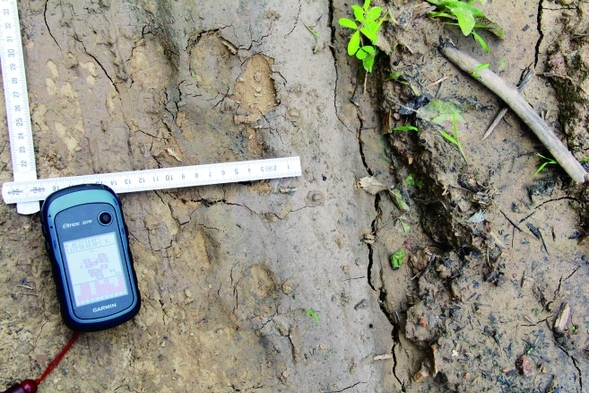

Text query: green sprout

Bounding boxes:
[338,0,388,73]
[405,173,424,189]
[389,187,410,212]
[440,111,468,164]
[471,62,489,79]
[425,0,504,52]
[392,125,419,132]
[303,20,321,53]
[389,249,405,270]
[306,309,320,323]
[388,70,403,80]
[534,154,557,176]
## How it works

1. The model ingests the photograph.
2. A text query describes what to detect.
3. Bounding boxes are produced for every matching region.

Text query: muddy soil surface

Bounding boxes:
[1,0,588,392]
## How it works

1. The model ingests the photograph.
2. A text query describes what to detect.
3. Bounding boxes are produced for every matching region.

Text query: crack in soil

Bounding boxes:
[354,93,402,387]
[534,0,545,68]
[43,0,60,49]
[324,380,366,392]
[571,356,583,391]
[74,36,120,94]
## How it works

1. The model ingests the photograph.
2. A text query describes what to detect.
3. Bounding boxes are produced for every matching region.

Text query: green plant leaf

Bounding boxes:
[471,62,490,78]
[389,188,410,211]
[388,71,403,80]
[393,125,419,132]
[339,17,358,30]
[363,51,376,73]
[534,162,550,175]
[440,130,458,145]
[450,6,475,36]
[341,0,384,74]
[360,27,378,43]
[405,174,416,187]
[429,11,456,19]
[352,4,365,23]
[405,173,424,189]
[427,0,503,42]
[475,15,505,38]
[534,153,558,175]
[367,6,383,20]
[306,309,320,323]
[471,29,489,52]
[389,249,405,270]
[417,100,466,124]
[451,111,467,163]
[348,31,361,55]
[437,1,484,16]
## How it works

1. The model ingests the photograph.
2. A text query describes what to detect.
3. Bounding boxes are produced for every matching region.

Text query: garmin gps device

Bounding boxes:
[40,184,140,332]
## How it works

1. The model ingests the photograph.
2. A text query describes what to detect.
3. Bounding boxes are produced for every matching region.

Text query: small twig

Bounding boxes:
[518,211,536,224]
[499,209,522,232]
[526,222,549,254]
[483,65,535,140]
[440,45,587,183]
[427,75,449,88]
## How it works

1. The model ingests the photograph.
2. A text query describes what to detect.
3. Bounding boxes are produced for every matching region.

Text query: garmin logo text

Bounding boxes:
[93,303,117,313]
[62,222,80,229]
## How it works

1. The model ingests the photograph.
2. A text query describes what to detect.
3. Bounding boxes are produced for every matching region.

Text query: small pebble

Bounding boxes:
[515,354,534,377]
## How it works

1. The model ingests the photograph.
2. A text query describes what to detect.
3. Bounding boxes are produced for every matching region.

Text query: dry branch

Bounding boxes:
[440,45,587,183]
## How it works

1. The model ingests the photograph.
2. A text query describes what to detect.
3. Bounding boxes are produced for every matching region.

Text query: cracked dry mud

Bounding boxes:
[1,0,589,392]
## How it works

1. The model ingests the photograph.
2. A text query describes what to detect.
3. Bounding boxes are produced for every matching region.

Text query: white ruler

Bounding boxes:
[0,1,301,210]
[2,156,302,204]
[0,0,39,214]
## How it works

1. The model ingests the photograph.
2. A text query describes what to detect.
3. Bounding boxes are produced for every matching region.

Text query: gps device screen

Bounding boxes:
[63,232,129,307]
[41,184,141,332]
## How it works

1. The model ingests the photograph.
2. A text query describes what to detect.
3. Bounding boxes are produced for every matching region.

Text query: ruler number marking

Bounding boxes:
[4,157,301,204]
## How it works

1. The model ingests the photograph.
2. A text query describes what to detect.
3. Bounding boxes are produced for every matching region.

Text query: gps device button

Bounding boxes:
[99,211,112,225]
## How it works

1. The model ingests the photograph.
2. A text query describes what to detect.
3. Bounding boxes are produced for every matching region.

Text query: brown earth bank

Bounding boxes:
[0,1,588,392]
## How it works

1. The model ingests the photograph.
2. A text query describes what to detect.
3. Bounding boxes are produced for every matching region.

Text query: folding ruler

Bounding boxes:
[0,1,301,213]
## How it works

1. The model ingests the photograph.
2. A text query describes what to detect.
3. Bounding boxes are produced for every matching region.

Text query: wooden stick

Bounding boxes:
[440,45,587,183]
[482,65,534,140]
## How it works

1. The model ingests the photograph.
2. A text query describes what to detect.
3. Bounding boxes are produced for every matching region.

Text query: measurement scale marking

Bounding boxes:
[0,0,39,213]
[2,156,302,204]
